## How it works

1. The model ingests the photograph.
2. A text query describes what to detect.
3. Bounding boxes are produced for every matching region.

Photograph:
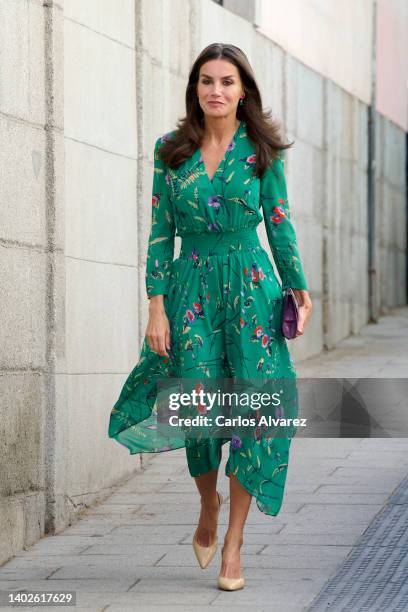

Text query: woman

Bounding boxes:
[109,43,312,591]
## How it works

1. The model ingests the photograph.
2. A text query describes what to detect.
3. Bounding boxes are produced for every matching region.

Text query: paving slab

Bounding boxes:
[1,308,408,611]
[307,472,408,611]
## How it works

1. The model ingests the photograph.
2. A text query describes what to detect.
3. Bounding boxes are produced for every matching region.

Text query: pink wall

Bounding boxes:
[376,0,408,131]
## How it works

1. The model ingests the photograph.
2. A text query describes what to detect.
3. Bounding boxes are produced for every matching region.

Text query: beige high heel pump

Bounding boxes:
[192,491,223,569]
[217,545,245,591]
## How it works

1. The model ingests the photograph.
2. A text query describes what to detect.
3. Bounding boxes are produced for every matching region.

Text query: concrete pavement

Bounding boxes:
[0,307,408,611]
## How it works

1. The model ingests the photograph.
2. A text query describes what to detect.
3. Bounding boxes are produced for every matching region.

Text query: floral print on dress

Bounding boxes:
[145,121,307,297]
[109,120,308,517]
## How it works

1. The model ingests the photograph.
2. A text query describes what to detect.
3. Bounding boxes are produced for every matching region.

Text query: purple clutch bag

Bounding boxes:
[281,288,299,339]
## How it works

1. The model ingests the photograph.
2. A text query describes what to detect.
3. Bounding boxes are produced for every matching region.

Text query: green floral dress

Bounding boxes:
[108,120,308,516]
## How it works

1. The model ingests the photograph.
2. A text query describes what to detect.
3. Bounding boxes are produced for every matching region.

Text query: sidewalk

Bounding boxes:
[1,308,408,611]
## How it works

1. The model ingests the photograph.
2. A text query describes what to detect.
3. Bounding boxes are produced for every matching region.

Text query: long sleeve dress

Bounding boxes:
[108,120,308,516]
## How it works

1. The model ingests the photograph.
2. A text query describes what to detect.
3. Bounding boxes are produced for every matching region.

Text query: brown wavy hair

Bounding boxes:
[157,43,294,178]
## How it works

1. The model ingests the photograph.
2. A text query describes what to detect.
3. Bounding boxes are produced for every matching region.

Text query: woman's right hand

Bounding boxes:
[146,295,171,357]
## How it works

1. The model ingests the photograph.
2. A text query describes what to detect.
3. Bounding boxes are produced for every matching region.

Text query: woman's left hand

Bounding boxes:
[292,289,312,337]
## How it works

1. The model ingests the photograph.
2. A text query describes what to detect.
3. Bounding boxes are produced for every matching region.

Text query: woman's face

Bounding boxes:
[196,59,244,120]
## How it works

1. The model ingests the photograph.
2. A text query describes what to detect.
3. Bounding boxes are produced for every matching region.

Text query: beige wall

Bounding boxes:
[257,0,408,131]
[257,0,373,105]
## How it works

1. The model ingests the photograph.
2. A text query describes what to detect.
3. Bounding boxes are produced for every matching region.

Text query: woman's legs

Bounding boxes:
[220,473,252,578]
[193,468,220,546]
[187,435,252,577]
[187,438,224,546]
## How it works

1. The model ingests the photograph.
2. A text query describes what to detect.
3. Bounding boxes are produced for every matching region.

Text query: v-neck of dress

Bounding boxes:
[197,120,243,185]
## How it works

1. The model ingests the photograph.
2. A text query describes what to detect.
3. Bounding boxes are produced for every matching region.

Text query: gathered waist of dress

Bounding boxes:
[179,227,261,259]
